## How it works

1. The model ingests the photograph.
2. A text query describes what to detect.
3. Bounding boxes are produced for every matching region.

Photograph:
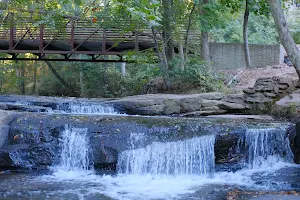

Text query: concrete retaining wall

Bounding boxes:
[209,43,283,70]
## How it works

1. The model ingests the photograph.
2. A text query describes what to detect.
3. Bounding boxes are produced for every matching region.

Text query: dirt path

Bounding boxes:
[223,64,298,92]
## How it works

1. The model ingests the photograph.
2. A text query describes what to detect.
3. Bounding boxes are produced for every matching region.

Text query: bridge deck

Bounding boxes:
[0,13,200,62]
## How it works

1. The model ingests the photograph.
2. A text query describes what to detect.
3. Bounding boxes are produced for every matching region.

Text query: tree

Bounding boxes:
[162,0,175,62]
[243,0,251,68]
[200,0,212,69]
[220,0,252,68]
[44,60,77,96]
[267,0,300,78]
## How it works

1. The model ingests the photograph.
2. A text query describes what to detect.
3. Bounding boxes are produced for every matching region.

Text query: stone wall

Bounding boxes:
[210,43,283,70]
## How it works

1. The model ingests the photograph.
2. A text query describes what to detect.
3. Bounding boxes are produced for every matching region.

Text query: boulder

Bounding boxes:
[263,92,277,98]
[244,76,299,105]
[180,97,202,112]
[179,109,227,117]
[197,92,224,100]
[243,88,256,94]
[201,100,220,108]
[137,105,165,115]
[222,93,245,105]
[163,99,181,115]
[275,89,300,112]
[218,102,246,110]
[274,76,293,86]
[245,93,273,103]
[279,84,289,90]
[111,94,226,115]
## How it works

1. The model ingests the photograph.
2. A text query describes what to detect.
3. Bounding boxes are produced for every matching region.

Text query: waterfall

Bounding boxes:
[59,125,91,171]
[117,135,215,176]
[59,102,118,114]
[244,128,294,169]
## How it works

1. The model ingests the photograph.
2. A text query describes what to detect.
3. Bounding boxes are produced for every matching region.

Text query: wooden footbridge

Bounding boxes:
[0,12,157,62]
[0,11,201,62]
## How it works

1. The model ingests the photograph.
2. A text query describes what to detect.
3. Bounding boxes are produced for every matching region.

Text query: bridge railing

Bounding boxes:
[0,12,154,56]
[0,11,201,61]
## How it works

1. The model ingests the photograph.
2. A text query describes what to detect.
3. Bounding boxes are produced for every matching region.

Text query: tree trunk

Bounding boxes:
[200,0,212,70]
[243,0,251,68]
[184,3,196,59]
[162,0,174,62]
[151,27,170,89]
[121,62,126,77]
[31,60,37,94]
[201,32,211,69]
[44,60,77,96]
[16,63,25,95]
[267,0,300,78]
[79,68,84,97]
[179,44,185,70]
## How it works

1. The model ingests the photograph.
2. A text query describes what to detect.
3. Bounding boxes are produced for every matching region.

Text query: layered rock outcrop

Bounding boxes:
[109,93,247,116]
[243,76,298,104]
[0,110,292,169]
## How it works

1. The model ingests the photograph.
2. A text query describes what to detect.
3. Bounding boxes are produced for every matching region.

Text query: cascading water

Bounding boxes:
[58,125,91,171]
[244,128,294,169]
[117,135,215,176]
[67,102,117,114]
[4,122,299,200]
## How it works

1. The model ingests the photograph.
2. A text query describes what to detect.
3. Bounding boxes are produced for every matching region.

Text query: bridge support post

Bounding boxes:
[135,30,139,51]
[102,28,106,53]
[9,12,14,52]
[39,24,44,55]
[70,19,75,52]
[121,62,126,77]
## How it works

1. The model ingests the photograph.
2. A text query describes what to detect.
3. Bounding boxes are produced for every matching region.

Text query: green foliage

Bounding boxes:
[0,63,20,94]
[0,54,224,98]
[37,63,79,96]
[167,57,226,93]
[292,32,300,44]
[211,13,279,44]
[0,0,296,98]
[220,0,270,16]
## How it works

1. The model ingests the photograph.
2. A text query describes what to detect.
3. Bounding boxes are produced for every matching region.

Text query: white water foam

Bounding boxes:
[48,125,93,180]
[67,102,118,115]
[244,128,294,169]
[59,125,90,171]
[118,135,215,176]
[5,101,31,105]
[39,127,296,200]
[2,100,120,115]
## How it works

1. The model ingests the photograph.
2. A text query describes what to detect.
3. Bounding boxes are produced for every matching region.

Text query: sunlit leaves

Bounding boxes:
[219,0,271,17]
[111,0,161,28]
[74,0,82,6]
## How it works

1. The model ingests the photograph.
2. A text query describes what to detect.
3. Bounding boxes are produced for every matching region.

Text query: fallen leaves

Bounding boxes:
[13,135,19,141]
[13,133,23,141]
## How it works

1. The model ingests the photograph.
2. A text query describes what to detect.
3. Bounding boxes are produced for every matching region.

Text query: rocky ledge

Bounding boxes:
[243,76,299,104]
[0,110,296,170]
[107,93,247,116]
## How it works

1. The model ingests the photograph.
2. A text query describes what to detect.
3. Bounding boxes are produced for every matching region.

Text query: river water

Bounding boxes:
[1,125,300,200]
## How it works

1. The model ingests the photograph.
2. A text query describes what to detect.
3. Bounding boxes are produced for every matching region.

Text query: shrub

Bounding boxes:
[165,56,226,93]
[292,32,300,44]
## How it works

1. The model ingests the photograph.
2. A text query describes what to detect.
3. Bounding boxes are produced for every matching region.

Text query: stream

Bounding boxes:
[0,99,300,200]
